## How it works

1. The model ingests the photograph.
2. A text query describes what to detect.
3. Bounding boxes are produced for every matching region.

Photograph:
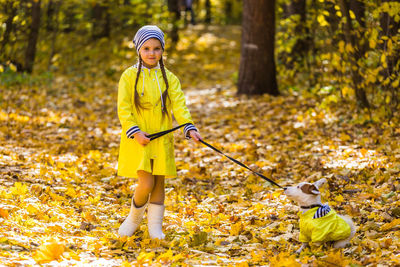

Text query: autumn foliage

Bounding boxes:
[1,26,399,266]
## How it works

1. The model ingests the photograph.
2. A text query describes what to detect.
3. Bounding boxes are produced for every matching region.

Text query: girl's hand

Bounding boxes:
[134,131,150,146]
[189,130,202,142]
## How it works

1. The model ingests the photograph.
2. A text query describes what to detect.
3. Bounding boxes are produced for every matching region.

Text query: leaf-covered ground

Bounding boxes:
[1,26,399,266]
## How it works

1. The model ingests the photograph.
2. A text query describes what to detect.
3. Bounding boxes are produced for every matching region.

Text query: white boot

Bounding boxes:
[118,198,146,237]
[147,203,165,239]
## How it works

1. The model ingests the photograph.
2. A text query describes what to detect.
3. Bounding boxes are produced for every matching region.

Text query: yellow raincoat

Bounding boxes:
[298,207,351,243]
[117,65,195,178]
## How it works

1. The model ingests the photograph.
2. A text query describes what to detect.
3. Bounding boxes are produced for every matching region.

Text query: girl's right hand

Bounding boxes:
[134,131,150,146]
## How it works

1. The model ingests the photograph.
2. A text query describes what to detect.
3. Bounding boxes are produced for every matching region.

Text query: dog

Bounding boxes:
[283,178,356,253]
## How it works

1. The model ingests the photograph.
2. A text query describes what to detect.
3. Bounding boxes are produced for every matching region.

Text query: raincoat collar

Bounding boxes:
[133,61,160,70]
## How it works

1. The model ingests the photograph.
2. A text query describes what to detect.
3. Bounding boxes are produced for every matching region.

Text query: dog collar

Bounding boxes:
[300,204,322,209]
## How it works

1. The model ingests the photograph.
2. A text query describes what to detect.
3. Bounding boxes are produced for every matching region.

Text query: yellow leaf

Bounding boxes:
[317,15,329,27]
[137,251,155,264]
[11,182,28,196]
[342,86,351,97]
[360,148,368,157]
[349,10,356,19]
[33,240,65,264]
[230,222,244,236]
[340,133,351,142]
[338,41,345,53]
[0,208,9,218]
[380,218,400,231]
[369,39,376,49]
[381,54,386,64]
[9,63,17,72]
[335,194,344,202]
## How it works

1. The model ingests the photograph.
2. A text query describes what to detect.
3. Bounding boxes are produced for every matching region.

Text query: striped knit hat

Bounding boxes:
[133,25,165,54]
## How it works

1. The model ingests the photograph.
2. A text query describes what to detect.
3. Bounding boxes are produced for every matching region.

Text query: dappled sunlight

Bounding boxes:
[1,23,399,266]
[320,145,390,170]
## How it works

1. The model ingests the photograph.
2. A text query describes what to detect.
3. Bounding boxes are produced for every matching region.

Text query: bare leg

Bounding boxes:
[118,169,154,237]
[149,175,165,205]
[134,170,155,207]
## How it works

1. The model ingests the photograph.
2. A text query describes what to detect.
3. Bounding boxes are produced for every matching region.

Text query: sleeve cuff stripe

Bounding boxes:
[184,124,197,137]
[184,124,196,131]
[126,126,140,138]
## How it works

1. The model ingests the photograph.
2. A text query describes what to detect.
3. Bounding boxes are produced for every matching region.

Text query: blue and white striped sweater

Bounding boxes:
[313,204,331,219]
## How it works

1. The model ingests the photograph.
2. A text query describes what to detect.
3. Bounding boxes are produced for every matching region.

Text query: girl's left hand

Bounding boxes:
[189,130,202,142]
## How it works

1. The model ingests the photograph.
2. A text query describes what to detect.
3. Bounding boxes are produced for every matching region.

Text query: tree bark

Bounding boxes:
[167,0,180,43]
[24,0,41,73]
[1,1,17,58]
[205,0,211,24]
[286,0,309,65]
[337,0,369,108]
[237,0,279,95]
[91,3,110,39]
[380,0,400,121]
[47,0,61,70]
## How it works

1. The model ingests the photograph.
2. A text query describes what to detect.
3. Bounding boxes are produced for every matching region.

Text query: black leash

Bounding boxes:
[147,123,190,141]
[148,124,283,188]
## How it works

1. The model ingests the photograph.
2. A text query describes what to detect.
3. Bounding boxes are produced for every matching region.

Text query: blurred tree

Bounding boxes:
[0,0,17,58]
[380,0,400,121]
[46,0,61,70]
[168,0,181,43]
[238,0,279,95]
[91,2,111,39]
[205,0,211,24]
[337,0,369,108]
[285,0,309,65]
[25,0,41,73]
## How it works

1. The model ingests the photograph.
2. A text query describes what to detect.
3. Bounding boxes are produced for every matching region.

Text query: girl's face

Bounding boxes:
[139,38,163,68]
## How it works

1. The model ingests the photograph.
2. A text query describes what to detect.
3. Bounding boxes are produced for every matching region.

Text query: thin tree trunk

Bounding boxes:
[380,0,400,121]
[92,3,110,39]
[1,1,17,59]
[205,0,211,24]
[47,1,61,70]
[25,0,41,73]
[238,0,279,95]
[168,0,181,43]
[337,0,369,108]
[286,0,309,66]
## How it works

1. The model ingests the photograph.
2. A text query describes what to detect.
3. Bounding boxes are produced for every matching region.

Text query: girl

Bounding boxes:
[117,25,202,239]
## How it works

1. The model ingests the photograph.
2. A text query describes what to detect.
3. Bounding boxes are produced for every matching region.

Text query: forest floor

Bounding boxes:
[0,25,399,266]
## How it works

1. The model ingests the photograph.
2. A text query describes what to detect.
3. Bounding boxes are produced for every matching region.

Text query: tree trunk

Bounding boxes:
[1,1,17,59]
[47,1,61,70]
[286,0,309,65]
[205,0,211,24]
[337,0,369,108]
[380,0,400,121]
[168,0,181,43]
[25,0,41,73]
[224,0,233,24]
[238,0,279,95]
[91,3,110,39]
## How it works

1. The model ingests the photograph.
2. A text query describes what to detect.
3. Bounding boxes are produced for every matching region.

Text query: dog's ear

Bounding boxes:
[300,183,320,195]
[314,178,327,189]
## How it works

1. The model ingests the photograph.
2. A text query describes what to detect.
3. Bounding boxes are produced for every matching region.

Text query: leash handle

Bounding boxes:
[147,123,190,141]
[199,139,282,188]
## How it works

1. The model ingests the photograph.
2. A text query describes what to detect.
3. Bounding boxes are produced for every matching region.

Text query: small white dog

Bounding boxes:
[284,178,356,253]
